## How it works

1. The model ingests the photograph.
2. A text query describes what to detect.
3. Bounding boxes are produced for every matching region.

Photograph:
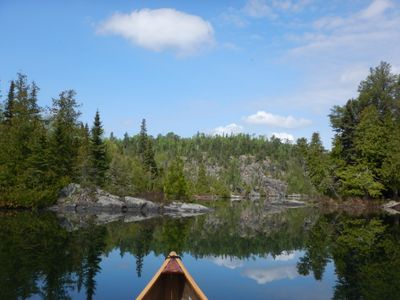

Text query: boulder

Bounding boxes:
[59,183,81,199]
[96,194,124,211]
[50,185,213,227]
[124,196,161,213]
[382,201,400,214]
[164,202,212,213]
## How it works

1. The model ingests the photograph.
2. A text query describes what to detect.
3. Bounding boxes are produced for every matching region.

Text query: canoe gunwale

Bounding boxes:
[136,251,208,300]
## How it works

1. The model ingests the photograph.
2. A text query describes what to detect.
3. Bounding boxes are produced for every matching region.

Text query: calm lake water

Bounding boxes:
[1,201,400,299]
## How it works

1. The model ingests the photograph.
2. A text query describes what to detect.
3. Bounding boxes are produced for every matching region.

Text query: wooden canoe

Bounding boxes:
[136,251,208,300]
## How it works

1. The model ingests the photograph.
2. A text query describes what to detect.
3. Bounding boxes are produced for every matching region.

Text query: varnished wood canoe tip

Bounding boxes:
[136,251,208,300]
[168,251,178,257]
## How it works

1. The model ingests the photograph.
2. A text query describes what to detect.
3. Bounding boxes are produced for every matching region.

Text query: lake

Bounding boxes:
[1,201,399,299]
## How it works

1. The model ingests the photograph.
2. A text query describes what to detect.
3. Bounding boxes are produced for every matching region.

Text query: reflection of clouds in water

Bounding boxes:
[208,256,244,269]
[273,251,295,261]
[243,265,298,284]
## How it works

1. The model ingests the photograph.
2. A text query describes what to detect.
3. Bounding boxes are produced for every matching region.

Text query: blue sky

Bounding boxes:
[1,0,399,147]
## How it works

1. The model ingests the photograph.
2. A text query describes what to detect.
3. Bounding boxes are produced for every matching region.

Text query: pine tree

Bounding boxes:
[49,90,81,184]
[144,138,158,178]
[196,161,209,194]
[90,110,108,187]
[28,81,40,117]
[76,123,91,185]
[306,132,335,196]
[4,80,15,123]
[137,118,158,179]
[330,62,400,198]
[138,119,147,157]
[0,74,55,207]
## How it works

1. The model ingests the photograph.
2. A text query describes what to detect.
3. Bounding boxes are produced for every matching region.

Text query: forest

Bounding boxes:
[0,62,399,208]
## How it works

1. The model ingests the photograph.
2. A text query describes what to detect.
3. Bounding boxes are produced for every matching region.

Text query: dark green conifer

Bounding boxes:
[138,118,147,157]
[49,90,81,183]
[4,80,15,123]
[90,110,108,187]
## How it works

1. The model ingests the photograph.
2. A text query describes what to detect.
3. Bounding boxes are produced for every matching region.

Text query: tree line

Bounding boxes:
[0,74,108,208]
[301,62,400,199]
[0,72,311,208]
[1,62,399,208]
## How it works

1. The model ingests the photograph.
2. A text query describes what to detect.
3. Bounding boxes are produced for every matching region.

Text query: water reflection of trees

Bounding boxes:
[2,207,400,299]
[0,212,106,300]
[298,214,400,300]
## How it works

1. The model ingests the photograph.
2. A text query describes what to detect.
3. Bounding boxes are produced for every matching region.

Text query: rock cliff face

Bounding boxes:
[185,155,287,198]
[237,155,287,197]
[51,183,212,216]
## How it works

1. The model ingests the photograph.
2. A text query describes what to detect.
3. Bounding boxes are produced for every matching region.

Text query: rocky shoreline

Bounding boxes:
[50,183,213,215]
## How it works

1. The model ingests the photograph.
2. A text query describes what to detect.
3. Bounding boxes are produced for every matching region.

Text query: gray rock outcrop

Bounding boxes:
[52,183,161,214]
[51,184,213,218]
[382,201,400,214]
[164,202,212,213]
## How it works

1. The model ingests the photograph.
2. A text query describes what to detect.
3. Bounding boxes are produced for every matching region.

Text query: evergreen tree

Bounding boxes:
[136,119,158,180]
[4,80,15,123]
[123,132,129,152]
[330,62,400,198]
[0,74,54,207]
[76,123,91,186]
[163,158,189,200]
[196,161,210,194]
[143,138,158,178]
[381,118,400,198]
[49,90,81,184]
[90,110,108,187]
[138,119,147,157]
[306,133,335,196]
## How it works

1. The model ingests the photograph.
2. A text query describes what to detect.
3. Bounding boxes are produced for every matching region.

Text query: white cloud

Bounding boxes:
[290,0,400,58]
[212,123,243,136]
[272,132,295,143]
[280,0,400,118]
[273,251,296,261]
[243,0,311,18]
[243,0,276,18]
[392,65,400,74]
[243,265,298,284]
[271,0,312,12]
[360,0,393,19]
[245,111,311,128]
[98,8,214,55]
[339,66,369,84]
[220,9,248,27]
[209,256,244,269]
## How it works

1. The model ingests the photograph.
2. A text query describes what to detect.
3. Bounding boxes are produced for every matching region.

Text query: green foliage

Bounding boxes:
[305,132,335,196]
[299,214,400,300]
[0,74,100,207]
[4,80,15,123]
[297,216,333,280]
[337,164,385,198]
[90,111,109,187]
[137,119,158,178]
[329,62,400,199]
[0,74,59,207]
[210,178,231,198]
[0,211,106,300]
[7,63,400,204]
[195,162,210,194]
[163,158,189,200]
[49,90,81,184]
